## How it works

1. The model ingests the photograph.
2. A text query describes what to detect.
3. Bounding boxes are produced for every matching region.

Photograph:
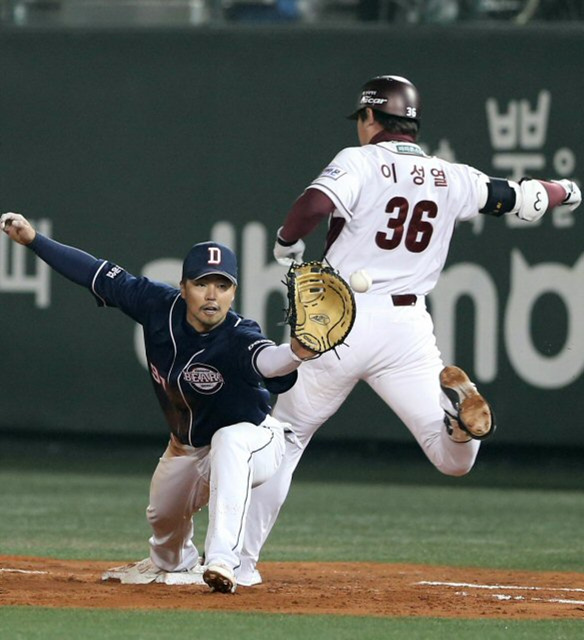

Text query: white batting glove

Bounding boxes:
[273,227,306,267]
[553,179,581,211]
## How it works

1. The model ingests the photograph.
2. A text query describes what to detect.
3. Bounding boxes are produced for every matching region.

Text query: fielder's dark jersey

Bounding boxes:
[29,234,297,447]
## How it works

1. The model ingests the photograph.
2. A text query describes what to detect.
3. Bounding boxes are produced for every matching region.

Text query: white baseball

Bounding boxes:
[349,269,372,293]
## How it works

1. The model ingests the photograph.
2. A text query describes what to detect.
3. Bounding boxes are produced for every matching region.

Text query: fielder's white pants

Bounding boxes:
[146,415,287,574]
[240,295,481,579]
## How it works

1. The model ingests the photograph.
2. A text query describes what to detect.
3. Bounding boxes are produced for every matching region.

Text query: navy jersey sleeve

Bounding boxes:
[234,318,298,394]
[29,233,103,287]
[91,261,178,325]
[29,233,177,324]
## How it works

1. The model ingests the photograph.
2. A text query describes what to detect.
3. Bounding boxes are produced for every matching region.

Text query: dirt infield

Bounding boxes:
[1,556,584,619]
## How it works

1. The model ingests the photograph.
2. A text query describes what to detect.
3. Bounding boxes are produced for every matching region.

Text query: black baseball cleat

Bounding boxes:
[440,366,495,441]
[203,563,237,594]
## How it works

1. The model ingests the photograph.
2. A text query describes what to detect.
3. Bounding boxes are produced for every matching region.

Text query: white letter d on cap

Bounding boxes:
[208,247,221,264]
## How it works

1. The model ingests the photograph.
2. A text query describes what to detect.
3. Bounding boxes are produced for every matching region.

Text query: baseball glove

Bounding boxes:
[285,261,356,354]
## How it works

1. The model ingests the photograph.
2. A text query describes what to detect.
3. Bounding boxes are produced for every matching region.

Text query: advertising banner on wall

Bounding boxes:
[0,27,582,445]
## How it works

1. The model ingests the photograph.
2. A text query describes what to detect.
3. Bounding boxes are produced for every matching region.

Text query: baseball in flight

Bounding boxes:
[349,269,372,293]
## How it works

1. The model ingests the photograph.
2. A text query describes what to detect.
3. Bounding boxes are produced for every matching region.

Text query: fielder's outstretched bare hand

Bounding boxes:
[0,212,36,245]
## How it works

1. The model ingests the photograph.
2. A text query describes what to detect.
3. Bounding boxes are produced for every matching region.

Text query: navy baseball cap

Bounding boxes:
[182,241,238,285]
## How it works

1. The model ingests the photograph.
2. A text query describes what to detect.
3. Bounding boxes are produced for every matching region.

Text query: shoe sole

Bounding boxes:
[203,568,235,593]
[440,366,495,440]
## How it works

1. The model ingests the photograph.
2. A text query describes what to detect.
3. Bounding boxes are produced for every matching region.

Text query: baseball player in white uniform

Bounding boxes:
[237,75,582,586]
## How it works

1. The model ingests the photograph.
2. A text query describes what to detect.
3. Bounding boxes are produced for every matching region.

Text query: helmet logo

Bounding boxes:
[360,96,387,106]
[349,77,420,122]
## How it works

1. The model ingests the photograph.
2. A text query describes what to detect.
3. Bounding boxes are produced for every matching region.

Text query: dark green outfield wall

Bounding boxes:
[0,25,583,445]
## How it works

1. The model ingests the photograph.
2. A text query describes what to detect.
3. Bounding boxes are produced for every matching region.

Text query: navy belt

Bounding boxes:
[391,294,417,306]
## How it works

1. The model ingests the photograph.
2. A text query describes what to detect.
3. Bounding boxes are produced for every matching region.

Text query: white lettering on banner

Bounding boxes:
[487,91,550,150]
[430,250,584,389]
[429,264,499,383]
[505,251,584,388]
[488,92,549,228]
[0,219,52,308]
[486,90,579,230]
[240,222,289,337]
[492,153,546,182]
[131,221,583,390]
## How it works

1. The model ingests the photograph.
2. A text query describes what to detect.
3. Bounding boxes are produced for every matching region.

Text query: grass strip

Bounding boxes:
[1,608,584,640]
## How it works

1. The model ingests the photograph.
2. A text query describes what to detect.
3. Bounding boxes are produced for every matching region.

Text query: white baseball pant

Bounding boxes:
[240,295,481,578]
[146,414,287,574]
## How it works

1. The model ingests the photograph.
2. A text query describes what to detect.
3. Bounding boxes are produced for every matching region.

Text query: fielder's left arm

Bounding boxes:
[1,211,106,288]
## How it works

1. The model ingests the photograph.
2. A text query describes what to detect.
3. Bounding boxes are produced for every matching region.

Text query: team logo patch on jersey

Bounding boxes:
[182,364,224,395]
[388,141,426,157]
[320,165,346,180]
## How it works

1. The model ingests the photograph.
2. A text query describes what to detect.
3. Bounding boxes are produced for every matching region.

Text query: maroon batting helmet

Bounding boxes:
[347,75,421,122]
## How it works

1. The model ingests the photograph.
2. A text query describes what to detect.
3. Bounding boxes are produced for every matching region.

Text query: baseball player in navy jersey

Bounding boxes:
[0,212,316,593]
[237,75,582,586]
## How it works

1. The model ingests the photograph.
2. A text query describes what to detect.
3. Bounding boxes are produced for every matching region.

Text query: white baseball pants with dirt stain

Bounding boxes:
[146,414,287,574]
[240,294,481,580]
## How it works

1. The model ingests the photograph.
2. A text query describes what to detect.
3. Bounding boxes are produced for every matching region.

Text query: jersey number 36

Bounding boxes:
[375,197,437,253]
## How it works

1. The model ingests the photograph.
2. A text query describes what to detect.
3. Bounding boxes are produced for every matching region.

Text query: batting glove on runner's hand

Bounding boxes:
[553,179,582,211]
[274,227,306,267]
